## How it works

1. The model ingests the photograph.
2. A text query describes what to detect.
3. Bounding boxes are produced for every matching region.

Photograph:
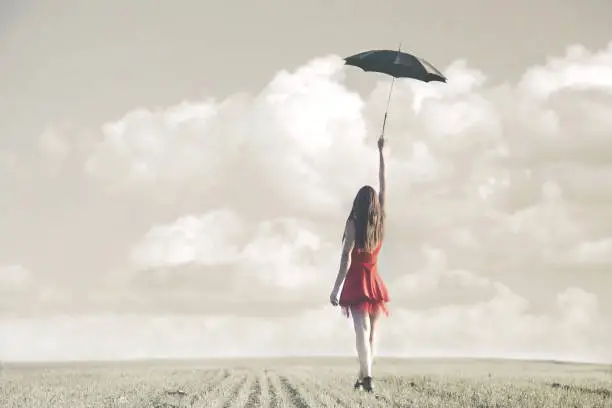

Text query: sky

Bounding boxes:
[1,0,612,363]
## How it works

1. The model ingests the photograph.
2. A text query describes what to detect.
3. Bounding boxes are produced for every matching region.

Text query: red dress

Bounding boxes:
[338,241,390,318]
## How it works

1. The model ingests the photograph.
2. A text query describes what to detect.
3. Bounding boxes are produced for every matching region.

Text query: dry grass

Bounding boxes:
[1,357,611,407]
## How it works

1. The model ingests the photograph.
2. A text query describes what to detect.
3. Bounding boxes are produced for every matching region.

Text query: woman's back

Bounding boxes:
[349,242,382,270]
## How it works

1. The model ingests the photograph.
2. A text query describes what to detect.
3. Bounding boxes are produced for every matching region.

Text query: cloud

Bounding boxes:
[560,238,612,266]
[0,264,71,316]
[0,264,31,289]
[1,290,609,363]
[130,209,245,269]
[129,209,336,297]
[392,246,504,307]
[518,42,612,100]
[38,126,72,161]
[384,285,610,363]
[3,41,612,362]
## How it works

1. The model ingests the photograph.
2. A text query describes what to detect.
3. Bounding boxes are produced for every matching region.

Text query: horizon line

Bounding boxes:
[2,355,609,367]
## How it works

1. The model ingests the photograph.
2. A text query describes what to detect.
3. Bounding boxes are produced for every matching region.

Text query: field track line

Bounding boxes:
[307,375,353,408]
[278,372,320,408]
[150,369,230,408]
[361,376,409,408]
[196,369,246,408]
[193,368,232,393]
[296,369,358,408]
[193,369,238,406]
[160,368,221,395]
[192,368,233,406]
[244,371,264,407]
[317,372,404,408]
[218,370,251,408]
[258,370,272,408]
[266,368,294,408]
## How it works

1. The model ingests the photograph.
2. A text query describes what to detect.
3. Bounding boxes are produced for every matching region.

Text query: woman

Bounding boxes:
[329,136,390,393]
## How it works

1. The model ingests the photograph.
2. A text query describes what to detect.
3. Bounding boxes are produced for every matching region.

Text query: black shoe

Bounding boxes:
[353,379,362,390]
[362,376,374,392]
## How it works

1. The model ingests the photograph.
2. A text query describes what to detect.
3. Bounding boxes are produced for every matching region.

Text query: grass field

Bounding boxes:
[1,357,611,407]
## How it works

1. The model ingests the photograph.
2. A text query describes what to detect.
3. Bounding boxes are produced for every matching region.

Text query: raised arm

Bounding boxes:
[378,137,386,215]
[329,219,356,305]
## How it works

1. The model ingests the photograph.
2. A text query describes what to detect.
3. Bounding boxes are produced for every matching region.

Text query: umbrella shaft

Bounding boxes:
[380,77,396,139]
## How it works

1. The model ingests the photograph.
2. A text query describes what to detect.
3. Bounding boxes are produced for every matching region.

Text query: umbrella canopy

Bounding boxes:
[344,49,446,83]
[343,47,446,139]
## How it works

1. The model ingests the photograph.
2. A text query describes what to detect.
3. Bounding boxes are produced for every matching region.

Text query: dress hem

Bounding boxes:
[340,300,389,318]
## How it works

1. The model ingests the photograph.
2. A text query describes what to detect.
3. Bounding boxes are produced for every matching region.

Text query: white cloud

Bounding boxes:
[1,290,609,363]
[0,264,31,289]
[38,126,71,161]
[393,246,500,306]
[131,210,336,291]
[84,101,220,185]
[130,209,244,269]
[518,42,612,100]
[553,238,612,268]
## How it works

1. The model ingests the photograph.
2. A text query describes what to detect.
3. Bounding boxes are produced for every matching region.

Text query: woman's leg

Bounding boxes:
[350,306,372,380]
[369,306,381,366]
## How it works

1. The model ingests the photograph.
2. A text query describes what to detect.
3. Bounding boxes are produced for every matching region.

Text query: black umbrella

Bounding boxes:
[344,44,446,140]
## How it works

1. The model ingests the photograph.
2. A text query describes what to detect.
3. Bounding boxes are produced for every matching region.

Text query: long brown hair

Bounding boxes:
[343,185,384,251]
